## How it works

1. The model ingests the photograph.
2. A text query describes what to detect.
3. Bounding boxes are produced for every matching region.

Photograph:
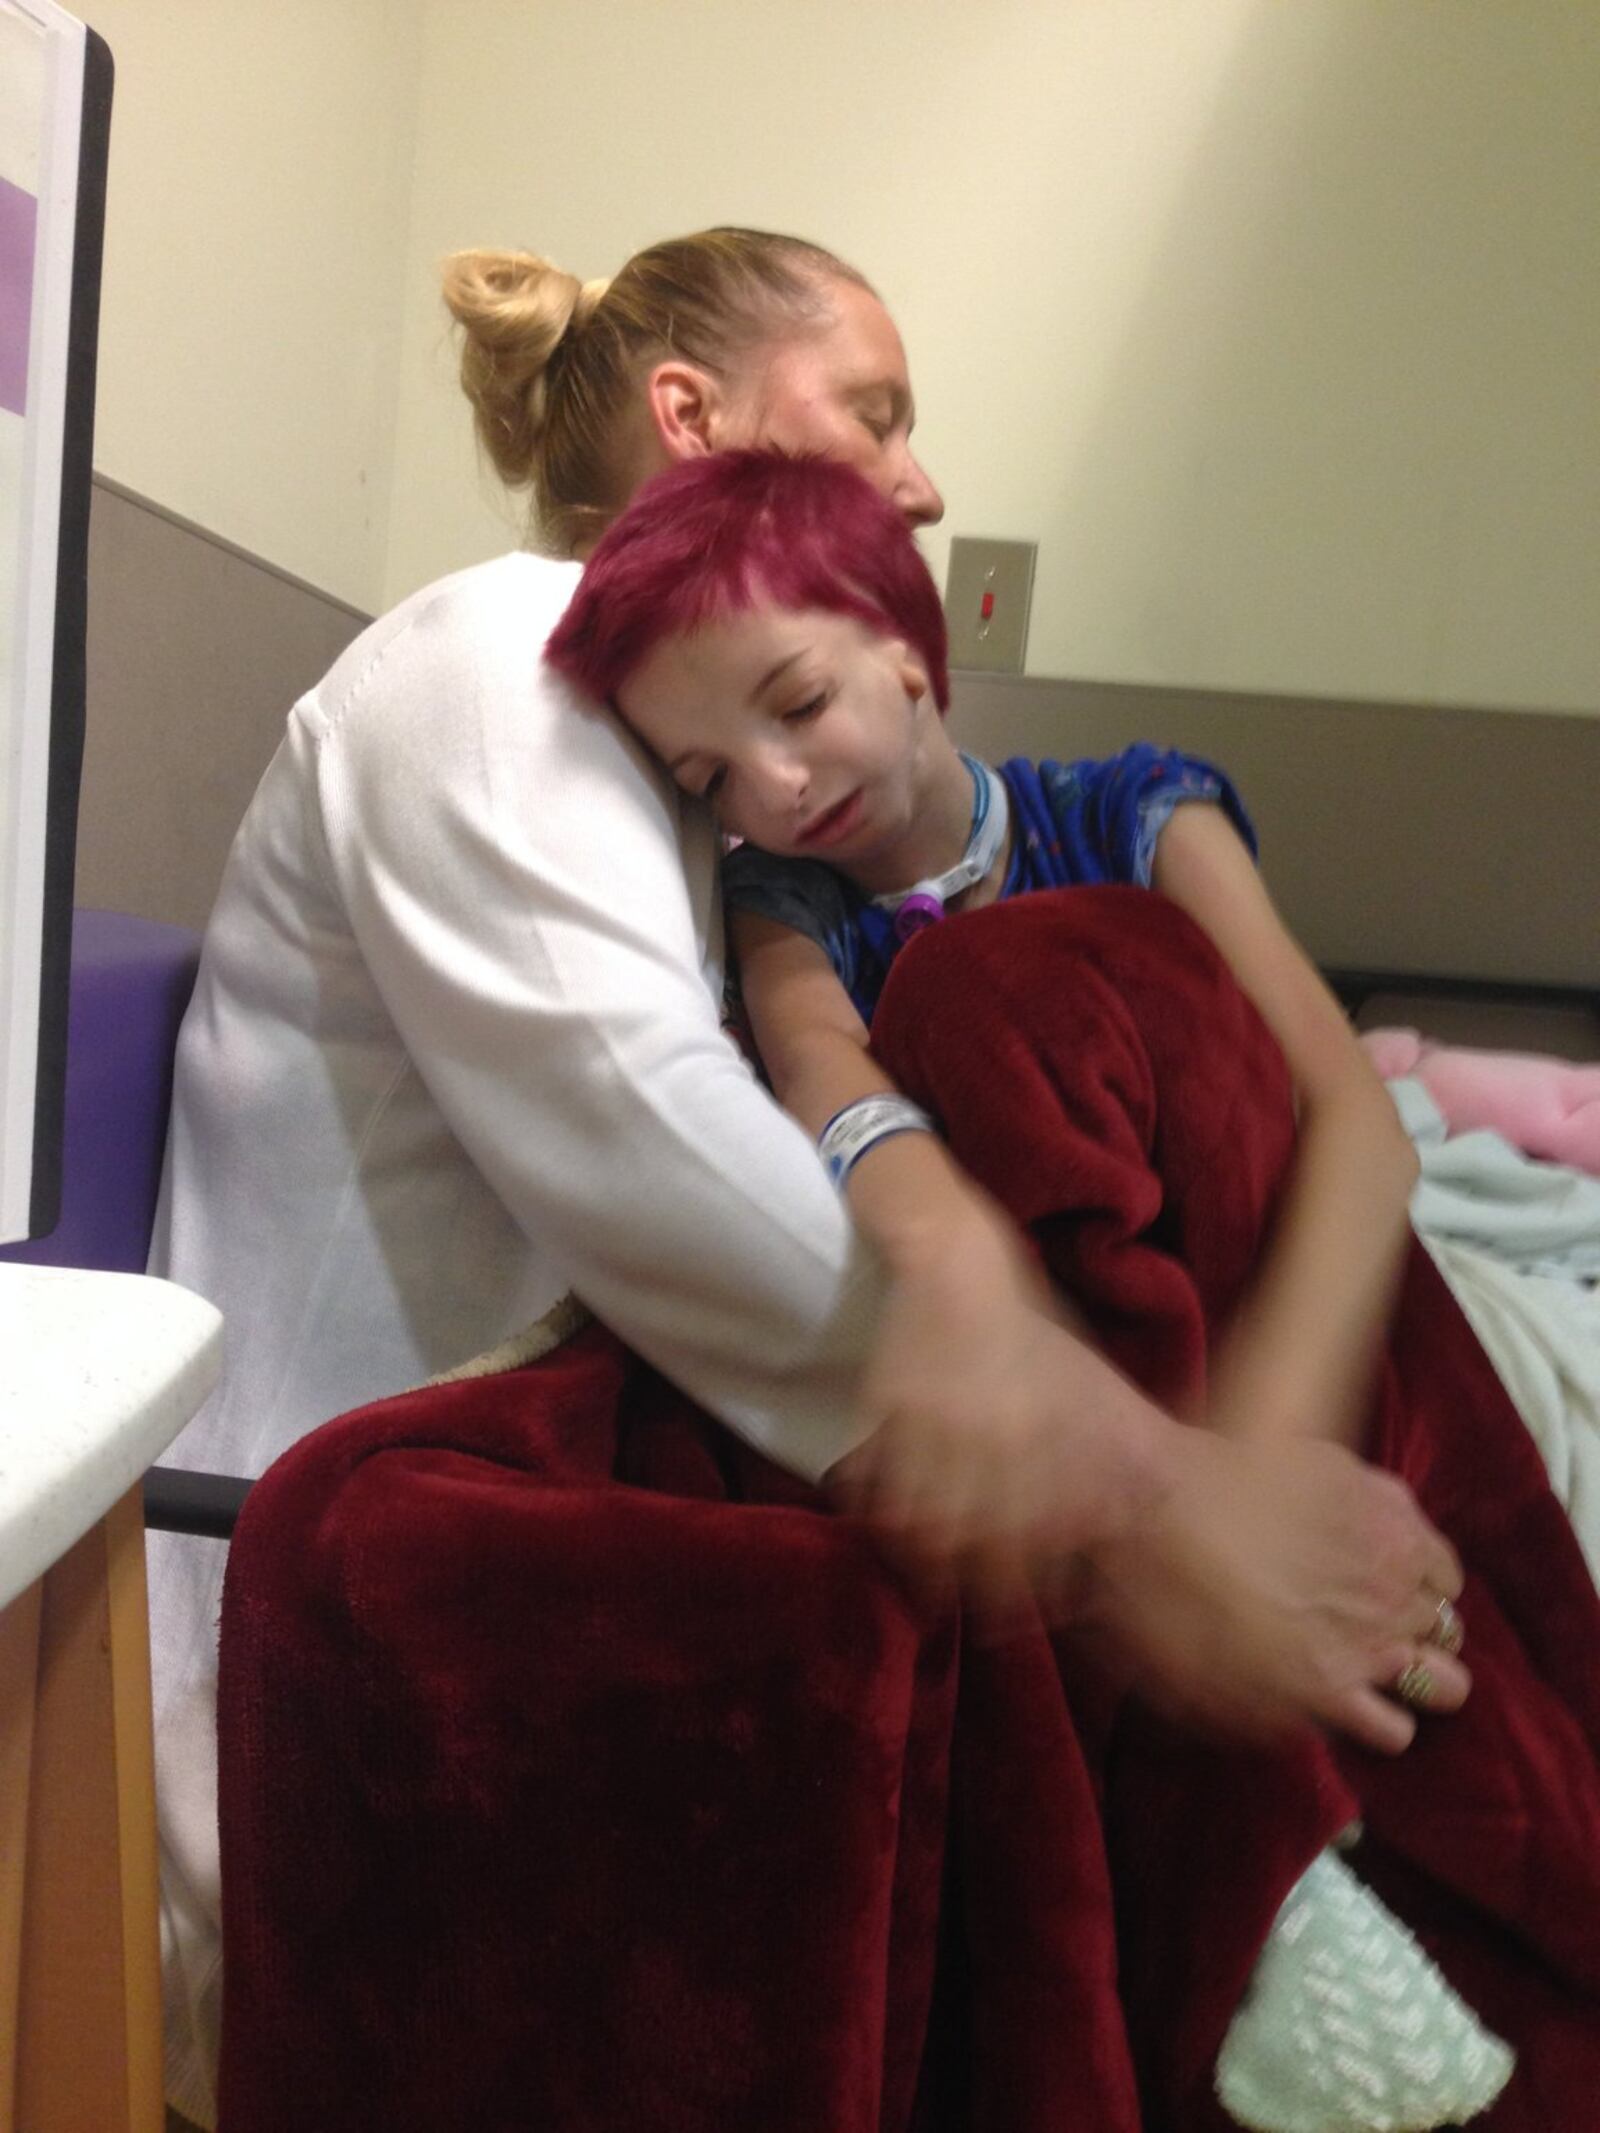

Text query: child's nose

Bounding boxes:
[750,746,809,813]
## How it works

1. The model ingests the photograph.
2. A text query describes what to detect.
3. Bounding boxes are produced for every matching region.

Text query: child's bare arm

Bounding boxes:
[734,907,1024,1266]
[1151,804,1419,1449]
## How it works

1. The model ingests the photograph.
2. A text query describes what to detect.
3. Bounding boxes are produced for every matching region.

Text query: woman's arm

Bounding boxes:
[315,565,890,1484]
[1151,804,1419,1448]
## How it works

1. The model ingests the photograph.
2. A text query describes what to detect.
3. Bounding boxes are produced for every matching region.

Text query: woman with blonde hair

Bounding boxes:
[149,226,1463,2127]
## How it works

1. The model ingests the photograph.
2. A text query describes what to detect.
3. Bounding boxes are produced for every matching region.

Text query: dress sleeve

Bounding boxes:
[723,845,857,965]
[1034,744,1258,888]
[306,562,883,1480]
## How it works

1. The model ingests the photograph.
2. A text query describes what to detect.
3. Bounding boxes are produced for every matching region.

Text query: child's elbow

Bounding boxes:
[1393,1115,1422,1195]
[1366,1074,1420,1196]
[1317,1055,1419,1198]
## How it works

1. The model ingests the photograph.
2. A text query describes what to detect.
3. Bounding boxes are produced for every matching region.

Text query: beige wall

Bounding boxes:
[85,0,421,613]
[384,0,1599,714]
[87,0,1598,713]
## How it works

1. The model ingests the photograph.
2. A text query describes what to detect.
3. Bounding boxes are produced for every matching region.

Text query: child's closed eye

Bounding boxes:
[783,692,828,724]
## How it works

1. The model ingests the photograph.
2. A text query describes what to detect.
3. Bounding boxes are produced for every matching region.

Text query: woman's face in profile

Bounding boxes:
[724,280,945,531]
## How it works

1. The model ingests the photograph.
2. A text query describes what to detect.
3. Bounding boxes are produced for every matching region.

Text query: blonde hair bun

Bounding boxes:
[441,247,593,487]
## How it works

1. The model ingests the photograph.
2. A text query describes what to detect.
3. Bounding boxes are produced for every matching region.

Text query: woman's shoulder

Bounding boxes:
[411,549,583,641]
[299,551,584,743]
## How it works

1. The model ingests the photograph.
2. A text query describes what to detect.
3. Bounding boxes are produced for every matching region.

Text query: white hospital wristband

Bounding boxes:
[817,1095,936,1190]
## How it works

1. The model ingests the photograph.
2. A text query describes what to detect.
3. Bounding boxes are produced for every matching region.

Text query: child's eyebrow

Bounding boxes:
[752,650,806,700]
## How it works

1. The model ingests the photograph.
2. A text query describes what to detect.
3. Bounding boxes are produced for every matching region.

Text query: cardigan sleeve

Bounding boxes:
[306,561,884,1480]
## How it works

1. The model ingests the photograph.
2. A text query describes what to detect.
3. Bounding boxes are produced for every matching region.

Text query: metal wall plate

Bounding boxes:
[944,536,1036,674]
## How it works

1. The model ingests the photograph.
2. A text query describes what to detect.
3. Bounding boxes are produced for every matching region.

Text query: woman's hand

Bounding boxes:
[1074,1428,1471,1753]
[830,1202,1169,1605]
[833,1205,1471,1751]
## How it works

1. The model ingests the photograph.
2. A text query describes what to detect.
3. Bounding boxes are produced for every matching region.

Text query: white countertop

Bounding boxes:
[0,1264,222,1610]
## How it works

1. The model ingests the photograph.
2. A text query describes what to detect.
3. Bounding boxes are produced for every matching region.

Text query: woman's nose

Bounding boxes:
[897,451,944,529]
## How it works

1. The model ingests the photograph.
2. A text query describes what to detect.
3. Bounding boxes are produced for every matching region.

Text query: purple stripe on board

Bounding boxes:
[0,174,39,418]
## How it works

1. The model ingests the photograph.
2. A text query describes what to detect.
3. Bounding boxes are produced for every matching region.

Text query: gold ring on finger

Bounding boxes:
[1395,1657,1436,1711]
[1426,1594,1464,1656]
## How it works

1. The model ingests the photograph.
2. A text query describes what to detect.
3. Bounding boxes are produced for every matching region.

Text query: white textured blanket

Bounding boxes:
[1386,1075,1600,1586]
[1389,1076,1600,1282]
[1422,1235,1600,1588]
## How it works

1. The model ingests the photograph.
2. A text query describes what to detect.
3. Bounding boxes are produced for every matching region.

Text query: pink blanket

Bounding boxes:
[1362,1028,1600,1174]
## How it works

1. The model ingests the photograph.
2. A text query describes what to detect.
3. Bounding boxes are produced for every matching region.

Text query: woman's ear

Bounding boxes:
[646,361,726,462]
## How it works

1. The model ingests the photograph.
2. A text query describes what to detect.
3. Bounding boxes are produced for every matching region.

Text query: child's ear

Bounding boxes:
[898,653,930,703]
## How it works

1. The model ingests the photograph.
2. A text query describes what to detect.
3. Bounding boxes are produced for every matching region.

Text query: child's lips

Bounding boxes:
[797,791,864,849]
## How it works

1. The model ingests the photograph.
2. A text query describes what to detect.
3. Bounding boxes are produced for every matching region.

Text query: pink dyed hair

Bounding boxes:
[544,449,950,712]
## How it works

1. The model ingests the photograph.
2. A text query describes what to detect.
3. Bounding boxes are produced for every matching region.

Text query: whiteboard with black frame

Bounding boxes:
[0,0,110,1243]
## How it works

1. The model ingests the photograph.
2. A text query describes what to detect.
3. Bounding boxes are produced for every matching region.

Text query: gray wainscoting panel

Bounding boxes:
[79,478,369,930]
[950,672,1598,992]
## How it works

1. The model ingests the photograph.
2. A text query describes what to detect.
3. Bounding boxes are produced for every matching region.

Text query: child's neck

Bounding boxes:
[838,737,1001,904]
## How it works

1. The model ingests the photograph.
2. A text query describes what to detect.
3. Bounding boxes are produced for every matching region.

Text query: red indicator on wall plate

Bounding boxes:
[980,590,995,620]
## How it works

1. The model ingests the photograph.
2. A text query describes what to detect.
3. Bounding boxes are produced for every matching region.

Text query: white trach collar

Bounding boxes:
[870,756,1009,941]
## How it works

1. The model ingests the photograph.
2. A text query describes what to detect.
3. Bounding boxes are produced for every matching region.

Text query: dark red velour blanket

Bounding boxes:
[216,888,1600,2132]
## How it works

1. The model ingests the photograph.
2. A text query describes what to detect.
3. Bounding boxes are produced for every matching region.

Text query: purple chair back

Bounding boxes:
[0,908,201,1273]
